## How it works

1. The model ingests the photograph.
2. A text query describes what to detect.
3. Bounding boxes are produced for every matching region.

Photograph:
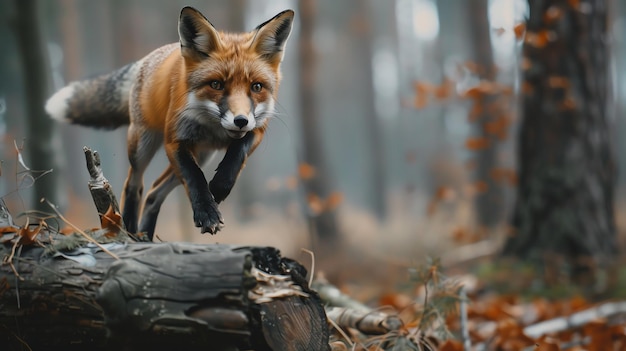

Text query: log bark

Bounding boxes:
[0,237,330,350]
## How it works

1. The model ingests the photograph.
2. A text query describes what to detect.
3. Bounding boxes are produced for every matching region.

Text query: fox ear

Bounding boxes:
[252,10,294,64]
[178,7,221,59]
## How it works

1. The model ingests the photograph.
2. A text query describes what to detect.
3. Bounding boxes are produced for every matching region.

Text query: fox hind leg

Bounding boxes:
[121,125,162,234]
[139,150,216,240]
[138,166,178,240]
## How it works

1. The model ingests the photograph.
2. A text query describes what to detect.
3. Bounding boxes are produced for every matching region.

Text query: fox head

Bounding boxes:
[178,7,294,139]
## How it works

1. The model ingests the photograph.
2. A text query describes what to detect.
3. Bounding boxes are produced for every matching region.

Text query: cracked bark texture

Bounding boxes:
[0,241,329,350]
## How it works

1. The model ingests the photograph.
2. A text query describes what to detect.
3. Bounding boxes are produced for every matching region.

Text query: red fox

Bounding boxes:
[46,7,294,240]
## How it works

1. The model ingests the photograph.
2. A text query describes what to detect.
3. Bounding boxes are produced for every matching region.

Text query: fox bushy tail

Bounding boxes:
[45,62,140,129]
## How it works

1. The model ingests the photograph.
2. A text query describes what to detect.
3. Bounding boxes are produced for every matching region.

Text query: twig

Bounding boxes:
[326,314,354,348]
[523,301,626,338]
[42,199,120,260]
[313,278,371,313]
[326,306,403,335]
[459,287,471,351]
[300,248,315,287]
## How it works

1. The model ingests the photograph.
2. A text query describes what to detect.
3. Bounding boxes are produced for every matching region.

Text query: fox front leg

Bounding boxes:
[167,141,224,234]
[210,130,261,203]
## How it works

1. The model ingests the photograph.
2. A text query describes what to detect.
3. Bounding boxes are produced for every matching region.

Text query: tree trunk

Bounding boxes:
[14,0,63,211]
[503,0,617,281]
[352,0,387,220]
[298,0,340,241]
[467,0,505,229]
[0,238,329,351]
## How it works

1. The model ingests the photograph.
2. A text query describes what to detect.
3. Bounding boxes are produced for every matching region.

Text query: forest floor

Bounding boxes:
[3,171,626,350]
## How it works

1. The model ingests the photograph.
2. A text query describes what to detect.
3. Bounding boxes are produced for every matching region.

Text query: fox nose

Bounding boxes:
[233,115,249,129]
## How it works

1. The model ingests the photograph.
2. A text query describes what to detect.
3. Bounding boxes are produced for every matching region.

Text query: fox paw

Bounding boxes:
[193,207,224,235]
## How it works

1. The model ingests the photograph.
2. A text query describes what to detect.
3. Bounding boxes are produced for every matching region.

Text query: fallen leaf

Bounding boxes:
[438,339,463,351]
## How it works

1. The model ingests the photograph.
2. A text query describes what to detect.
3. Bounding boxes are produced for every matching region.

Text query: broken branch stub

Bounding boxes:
[83,146,124,230]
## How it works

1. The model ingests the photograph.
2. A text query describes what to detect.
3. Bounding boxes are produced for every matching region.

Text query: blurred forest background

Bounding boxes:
[1,0,625,291]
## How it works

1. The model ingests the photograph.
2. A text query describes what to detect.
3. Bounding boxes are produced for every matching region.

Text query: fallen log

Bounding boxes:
[0,236,330,350]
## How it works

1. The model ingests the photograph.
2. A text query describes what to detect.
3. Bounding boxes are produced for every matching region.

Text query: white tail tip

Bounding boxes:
[45,84,75,122]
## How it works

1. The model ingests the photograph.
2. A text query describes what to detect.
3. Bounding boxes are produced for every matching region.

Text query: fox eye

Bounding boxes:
[251,82,263,93]
[209,80,224,90]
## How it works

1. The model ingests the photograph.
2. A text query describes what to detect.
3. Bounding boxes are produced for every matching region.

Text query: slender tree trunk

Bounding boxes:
[14,0,63,211]
[298,0,339,241]
[467,0,505,229]
[503,0,617,281]
[353,0,387,220]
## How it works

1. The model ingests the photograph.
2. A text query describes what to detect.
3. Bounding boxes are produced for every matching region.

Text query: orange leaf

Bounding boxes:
[543,5,564,23]
[500,85,514,96]
[434,79,454,100]
[0,226,18,234]
[59,227,75,235]
[514,23,526,39]
[462,81,500,100]
[101,205,123,238]
[439,340,464,351]
[462,86,483,100]
[569,295,588,312]
[489,168,517,186]
[414,81,435,94]
[567,0,580,9]
[18,224,42,245]
[548,76,569,89]
[522,80,534,94]
[427,186,455,216]
[413,81,434,109]
[414,93,429,109]
[307,193,324,215]
[473,180,488,194]
[378,292,412,310]
[484,116,511,140]
[324,192,344,211]
[298,163,316,180]
[525,30,554,48]
[451,227,470,243]
[465,137,490,151]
